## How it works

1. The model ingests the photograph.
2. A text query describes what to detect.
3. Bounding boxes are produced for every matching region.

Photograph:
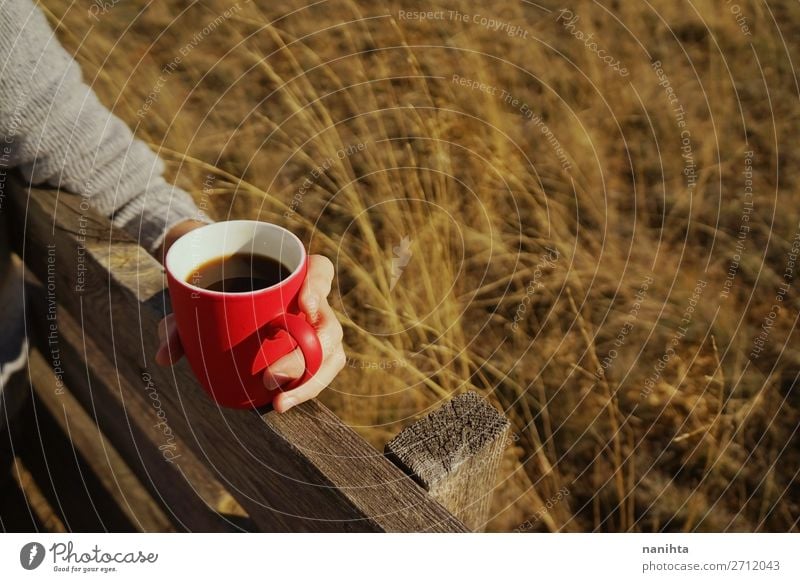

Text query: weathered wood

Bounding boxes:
[9,178,465,532]
[25,280,251,532]
[26,347,173,532]
[1,391,65,533]
[5,457,66,532]
[22,351,152,531]
[385,392,510,531]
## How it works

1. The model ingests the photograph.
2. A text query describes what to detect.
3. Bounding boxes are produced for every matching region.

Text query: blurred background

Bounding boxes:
[23,0,800,531]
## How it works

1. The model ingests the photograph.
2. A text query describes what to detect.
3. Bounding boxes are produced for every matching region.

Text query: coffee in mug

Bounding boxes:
[165,220,323,409]
[191,253,291,293]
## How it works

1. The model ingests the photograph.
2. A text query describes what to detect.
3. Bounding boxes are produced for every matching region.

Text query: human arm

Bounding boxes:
[0,0,208,253]
[1,1,344,411]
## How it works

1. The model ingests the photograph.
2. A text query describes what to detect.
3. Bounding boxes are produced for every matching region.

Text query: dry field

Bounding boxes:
[42,0,800,531]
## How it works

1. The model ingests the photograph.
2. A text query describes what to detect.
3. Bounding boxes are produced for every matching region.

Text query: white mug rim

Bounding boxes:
[164,220,307,298]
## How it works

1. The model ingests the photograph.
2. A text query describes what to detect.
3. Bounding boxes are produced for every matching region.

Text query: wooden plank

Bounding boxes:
[9,178,465,532]
[6,458,66,532]
[19,391,138,531]
[26,346,173,532]
[26,285,252,532]
[7,363,137,531]
[1,393,63,533]
[385,392,510,531]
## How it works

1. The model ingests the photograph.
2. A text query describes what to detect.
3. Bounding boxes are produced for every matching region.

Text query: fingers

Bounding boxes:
[264,299,341,386]
[299,255,334,324]
[272,343,346,413]
[155,314,184,366]
[263,348,305,390]
[264,291,345,412]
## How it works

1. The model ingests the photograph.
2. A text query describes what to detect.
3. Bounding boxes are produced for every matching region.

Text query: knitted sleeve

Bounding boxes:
[0,0,209,253]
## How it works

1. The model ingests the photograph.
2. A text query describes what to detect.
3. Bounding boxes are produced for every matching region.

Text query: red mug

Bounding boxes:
[165,220,323,409]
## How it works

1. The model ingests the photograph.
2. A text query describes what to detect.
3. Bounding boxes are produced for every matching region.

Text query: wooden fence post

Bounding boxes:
[385,392,510,531]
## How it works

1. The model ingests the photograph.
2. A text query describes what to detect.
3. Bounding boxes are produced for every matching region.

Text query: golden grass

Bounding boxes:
[43,0,800,531]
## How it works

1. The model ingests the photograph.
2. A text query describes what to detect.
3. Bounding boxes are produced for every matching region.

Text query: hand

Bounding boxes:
[154,219,208,264]
[155,254,345,413]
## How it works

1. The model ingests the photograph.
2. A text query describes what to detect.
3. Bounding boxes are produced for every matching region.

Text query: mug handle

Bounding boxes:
[267,312,323,390]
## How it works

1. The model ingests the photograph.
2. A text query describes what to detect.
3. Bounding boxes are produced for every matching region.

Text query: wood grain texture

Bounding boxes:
[385,392,510,531]
[24,281,250,532]
[9,178,465,532]
[26,347,173,532]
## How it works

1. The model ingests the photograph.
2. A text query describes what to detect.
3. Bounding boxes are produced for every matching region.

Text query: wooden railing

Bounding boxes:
[8,176,510,532]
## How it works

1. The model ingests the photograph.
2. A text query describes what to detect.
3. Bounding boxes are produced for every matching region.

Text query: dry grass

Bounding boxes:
[43,0,800,531]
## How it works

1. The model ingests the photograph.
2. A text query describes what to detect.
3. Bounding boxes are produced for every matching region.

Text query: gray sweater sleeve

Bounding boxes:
[0,0,208,253]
